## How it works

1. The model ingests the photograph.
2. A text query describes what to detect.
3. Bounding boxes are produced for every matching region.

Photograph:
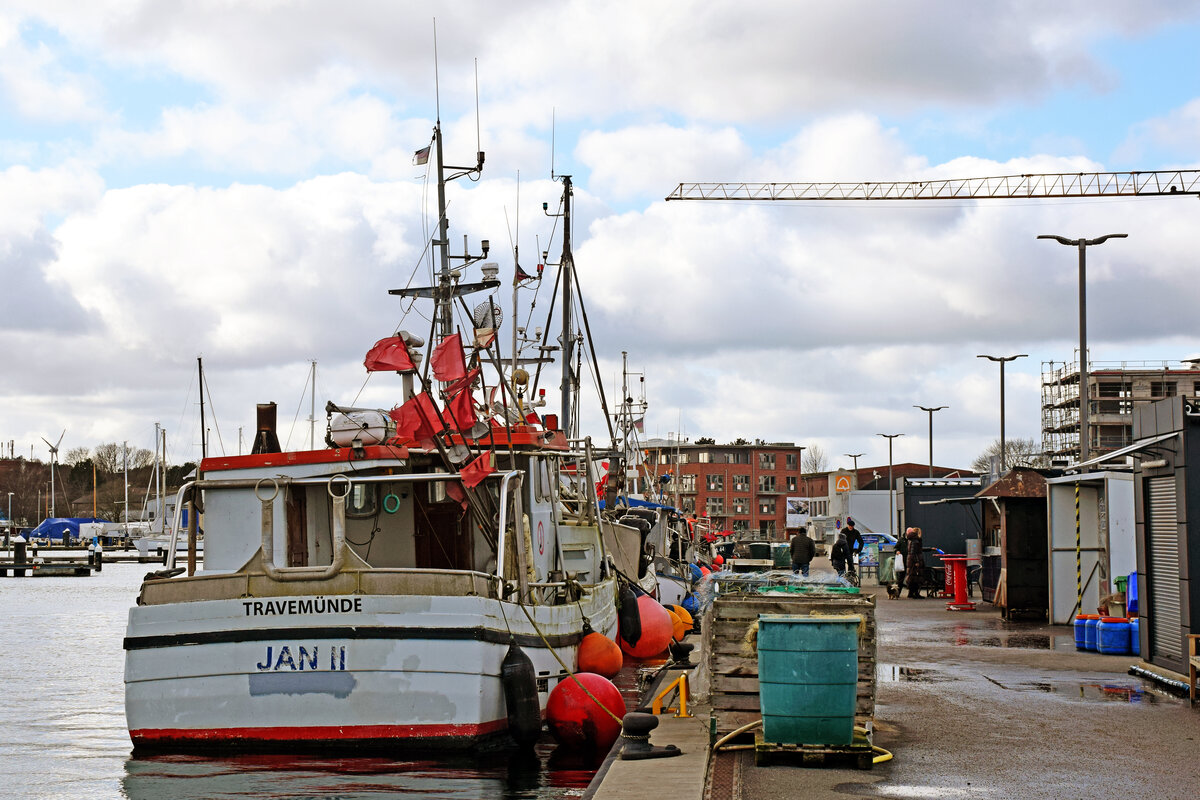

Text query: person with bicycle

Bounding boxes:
[843,518,864,581]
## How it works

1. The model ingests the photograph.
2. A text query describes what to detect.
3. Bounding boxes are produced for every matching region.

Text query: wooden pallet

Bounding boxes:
[753,729,875,770]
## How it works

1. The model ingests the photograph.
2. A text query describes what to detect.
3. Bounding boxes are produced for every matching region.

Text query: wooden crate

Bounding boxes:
[706,593,876,736]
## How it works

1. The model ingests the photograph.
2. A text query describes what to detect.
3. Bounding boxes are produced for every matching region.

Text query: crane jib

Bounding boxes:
[665,170,1200,201]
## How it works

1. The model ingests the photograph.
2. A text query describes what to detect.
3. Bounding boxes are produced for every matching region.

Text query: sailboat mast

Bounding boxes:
[559,175,574,436]
[309,360,317,450]
[197,357,207,460]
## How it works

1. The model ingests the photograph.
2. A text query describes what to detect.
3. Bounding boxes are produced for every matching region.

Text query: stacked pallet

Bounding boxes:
[704,592,877,736]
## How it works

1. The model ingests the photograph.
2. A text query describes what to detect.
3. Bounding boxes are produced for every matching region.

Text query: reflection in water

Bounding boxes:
[1021,681,1161,704]
[122,738,602,799]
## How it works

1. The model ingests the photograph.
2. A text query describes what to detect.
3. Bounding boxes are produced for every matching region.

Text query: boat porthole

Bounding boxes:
[383,493,402,514]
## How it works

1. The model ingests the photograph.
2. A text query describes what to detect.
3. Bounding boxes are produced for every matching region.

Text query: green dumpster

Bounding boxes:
[756,614,860,746]
[748,542,771,560]
[771,543,791,568]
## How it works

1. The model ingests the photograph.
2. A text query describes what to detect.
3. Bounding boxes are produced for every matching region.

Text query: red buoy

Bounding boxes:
[577,631,623,678]
[546,672,626,751]
[619,593,674,659]
[700,566,710,576]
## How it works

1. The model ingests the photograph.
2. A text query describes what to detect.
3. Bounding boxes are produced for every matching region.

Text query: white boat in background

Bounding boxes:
[123,115,620,751]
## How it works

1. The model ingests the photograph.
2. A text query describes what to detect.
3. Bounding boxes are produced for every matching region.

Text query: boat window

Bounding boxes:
[533,457,549,501]
[346,482,379,518]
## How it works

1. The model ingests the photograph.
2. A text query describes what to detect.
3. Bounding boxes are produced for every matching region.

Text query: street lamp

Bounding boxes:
[1038,233,1127,470]
[844,453,864,472]
[913,406,948,478]
[979,352,1027,472]
[876,434,904,534]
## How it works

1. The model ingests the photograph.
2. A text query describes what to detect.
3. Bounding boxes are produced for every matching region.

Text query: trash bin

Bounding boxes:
[771,543,791,569]
[1126,572,1138,616]
[756,614,860,746]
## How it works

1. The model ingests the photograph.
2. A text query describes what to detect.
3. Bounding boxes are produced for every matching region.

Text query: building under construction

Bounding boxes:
[1041,358,1200,464]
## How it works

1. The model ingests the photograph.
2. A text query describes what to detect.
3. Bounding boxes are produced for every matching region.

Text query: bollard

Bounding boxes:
[13,535,27,577]
[88,543,96,566]
[95,542,103,572]
[618,712,682,760]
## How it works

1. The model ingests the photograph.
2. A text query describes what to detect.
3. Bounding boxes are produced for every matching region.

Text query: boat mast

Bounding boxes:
[197,357,207,460]
[309,360,317,449]
[559,175,575,436]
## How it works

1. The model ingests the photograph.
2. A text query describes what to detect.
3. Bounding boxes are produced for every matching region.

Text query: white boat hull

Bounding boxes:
[124,588,617,749]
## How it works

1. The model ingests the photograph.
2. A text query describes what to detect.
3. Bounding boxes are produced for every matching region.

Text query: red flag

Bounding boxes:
[364,336,416,373]
[389,392,441,442]
[444,480,469,509]
[447,367,480,396]
[431,333,467,382]
[446,385,477,432]
[460,451,495,488]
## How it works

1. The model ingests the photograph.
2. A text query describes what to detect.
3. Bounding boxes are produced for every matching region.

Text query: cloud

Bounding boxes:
[0,16,107,122]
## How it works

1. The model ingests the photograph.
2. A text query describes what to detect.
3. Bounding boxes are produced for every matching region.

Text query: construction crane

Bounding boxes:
[665,169,1200,202]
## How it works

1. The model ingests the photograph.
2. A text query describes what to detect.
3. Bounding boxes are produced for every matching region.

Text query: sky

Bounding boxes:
[4,0,1200,476]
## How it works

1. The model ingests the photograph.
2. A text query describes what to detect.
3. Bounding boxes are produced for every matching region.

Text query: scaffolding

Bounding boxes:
[1041,358,1199,464]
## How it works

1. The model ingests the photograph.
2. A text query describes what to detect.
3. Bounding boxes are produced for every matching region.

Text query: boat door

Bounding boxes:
[413,479,473,570]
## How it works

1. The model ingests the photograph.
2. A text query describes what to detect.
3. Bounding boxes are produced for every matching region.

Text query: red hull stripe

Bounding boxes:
[131,718,508,744]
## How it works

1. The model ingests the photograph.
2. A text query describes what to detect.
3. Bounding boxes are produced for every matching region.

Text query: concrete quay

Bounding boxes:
[590,559,1200,800]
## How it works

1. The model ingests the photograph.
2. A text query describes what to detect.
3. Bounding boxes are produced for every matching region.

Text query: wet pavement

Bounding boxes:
[710,562,1200,800]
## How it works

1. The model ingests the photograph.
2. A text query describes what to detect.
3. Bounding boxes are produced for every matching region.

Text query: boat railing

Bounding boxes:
[257,475,349,582]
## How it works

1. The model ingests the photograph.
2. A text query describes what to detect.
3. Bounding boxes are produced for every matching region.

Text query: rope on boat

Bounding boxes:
[515,600,624,725]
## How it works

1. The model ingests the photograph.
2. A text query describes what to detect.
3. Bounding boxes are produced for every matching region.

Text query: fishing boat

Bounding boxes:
[123,114,620,751]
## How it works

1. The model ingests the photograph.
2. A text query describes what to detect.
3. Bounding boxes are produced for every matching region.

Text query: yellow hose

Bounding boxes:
[714,720,893,764]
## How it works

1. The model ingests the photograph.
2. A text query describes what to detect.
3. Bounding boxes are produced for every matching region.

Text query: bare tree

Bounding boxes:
[802,445,828,474]
[92,443,154,474]
[63,446,91,466]
[970,437,1047,474]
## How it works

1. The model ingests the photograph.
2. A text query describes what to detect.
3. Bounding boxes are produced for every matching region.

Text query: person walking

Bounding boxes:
[830,531,849,579]
[789,526,815,577]
[904,526,925,598]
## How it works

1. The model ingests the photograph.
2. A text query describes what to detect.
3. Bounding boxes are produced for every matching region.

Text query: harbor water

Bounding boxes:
[0,559,627,799]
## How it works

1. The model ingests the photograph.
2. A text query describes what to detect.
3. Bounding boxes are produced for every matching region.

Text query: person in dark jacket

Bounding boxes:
[830,532,849,578]
[843,518,864,579]
[904,526,925,598]
[789,526,815,577]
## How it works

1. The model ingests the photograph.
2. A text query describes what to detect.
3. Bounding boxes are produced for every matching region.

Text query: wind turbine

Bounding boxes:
[41,431,65,518]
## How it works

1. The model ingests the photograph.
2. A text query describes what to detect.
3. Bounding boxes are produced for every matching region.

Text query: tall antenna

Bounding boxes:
[551,107,556,178]
[474,58,481,156]
[433,18,441,122]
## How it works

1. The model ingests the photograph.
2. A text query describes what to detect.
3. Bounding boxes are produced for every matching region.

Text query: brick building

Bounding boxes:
[644,440,808,539]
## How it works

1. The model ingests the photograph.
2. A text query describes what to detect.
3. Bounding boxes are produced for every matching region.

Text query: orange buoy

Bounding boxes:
[713,554,725,567]
[546,672,626,751]
[665,603,694,637]
[699,566,710,576]
[664,607,688,642]
[618,593,674,659]
[577,631,623,678]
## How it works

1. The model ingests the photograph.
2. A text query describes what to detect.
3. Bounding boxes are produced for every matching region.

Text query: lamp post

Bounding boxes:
[6,492,12,548]
[977,354,1027,473]
[876,434,904,534]
[1038,233,1127,470]
[844,453,864,472]
[913,405,947,478]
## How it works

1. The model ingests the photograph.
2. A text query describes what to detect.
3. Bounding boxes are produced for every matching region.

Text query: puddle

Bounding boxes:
[876,664,956,683]
[986,677,1165,703]
[1035,681,1161,703]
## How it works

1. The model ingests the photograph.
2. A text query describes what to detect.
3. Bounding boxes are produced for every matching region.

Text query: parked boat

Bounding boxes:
[123,117,620,751]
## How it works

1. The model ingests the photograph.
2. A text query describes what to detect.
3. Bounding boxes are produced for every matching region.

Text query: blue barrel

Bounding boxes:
[1084,615,1101,651]
[1097,618,1131,655]
[1130,617,1140,656]
[1126,572,1138,616]
[1073,615,1089,650]
[757,614,859,746]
